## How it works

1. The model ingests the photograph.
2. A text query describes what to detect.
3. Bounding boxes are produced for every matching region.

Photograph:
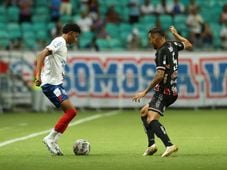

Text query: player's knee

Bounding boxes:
[66,108,77,118]
[140,105,148,117]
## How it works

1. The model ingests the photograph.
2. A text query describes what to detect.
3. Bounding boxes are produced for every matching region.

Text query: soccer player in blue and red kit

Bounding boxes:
[35,23,81,156]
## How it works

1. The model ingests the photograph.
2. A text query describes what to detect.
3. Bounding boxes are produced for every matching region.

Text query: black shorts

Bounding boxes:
[148,92,178,116]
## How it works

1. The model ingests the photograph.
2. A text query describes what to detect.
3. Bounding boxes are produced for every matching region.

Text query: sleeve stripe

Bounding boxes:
[156,66,166,70]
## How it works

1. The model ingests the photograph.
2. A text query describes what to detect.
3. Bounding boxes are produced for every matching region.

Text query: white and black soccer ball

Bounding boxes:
[73,139,91,155]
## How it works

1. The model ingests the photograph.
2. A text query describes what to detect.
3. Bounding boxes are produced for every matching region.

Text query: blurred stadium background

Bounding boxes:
[0,1,227,170]
[0,0,227,111]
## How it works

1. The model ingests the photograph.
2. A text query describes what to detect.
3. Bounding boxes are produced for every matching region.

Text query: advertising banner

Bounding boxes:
[1,51,226,108]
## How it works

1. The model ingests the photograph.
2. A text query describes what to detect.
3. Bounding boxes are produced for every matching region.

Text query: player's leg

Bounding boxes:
[147,93,178,157]
[42,84,77,155]
[141,104,155,146]
[54,99,77,140]
[160,94,178,157]
[43,99,77,156]
[147,110,178,157]
[51,99,77,154]
[140,104,157,156]
[147,110,172,146]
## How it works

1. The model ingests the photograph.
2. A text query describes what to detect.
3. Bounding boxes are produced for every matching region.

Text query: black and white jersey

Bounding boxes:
[154,41,184,96]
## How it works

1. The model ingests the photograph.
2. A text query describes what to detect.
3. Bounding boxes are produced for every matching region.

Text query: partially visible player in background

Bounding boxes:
[132,26,192,157]
[35,23,81,156]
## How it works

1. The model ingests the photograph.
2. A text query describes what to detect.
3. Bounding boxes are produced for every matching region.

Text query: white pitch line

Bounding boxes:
[0,110,119,148]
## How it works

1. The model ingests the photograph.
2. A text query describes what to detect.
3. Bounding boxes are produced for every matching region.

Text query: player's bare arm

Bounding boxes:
[169,26,192,50]
[35,49,52,86]
[132,69,165,102]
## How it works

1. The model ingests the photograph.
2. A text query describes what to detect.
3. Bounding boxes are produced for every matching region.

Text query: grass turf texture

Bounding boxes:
[0,109,226,170]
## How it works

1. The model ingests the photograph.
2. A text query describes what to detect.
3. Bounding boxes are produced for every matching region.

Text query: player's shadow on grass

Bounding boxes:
[64,153,166,158]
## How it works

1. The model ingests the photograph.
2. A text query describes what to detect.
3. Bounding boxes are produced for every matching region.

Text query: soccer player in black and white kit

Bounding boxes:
[132,26,192,157]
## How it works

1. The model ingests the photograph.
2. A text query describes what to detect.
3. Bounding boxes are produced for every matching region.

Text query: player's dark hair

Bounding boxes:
[148,27,165,37]
[62,23,81,34]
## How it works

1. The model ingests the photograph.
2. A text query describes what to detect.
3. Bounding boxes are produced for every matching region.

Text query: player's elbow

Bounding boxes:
[184,41,193,50]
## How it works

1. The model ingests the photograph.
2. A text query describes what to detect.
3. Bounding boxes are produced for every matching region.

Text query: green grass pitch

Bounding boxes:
[0,109,226,170]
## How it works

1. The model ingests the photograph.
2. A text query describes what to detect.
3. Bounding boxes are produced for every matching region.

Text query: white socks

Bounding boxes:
[47,129,58,140]
[54,132,62,143]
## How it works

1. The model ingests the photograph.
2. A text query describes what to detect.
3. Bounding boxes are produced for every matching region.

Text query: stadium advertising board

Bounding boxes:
[1,51,227,108]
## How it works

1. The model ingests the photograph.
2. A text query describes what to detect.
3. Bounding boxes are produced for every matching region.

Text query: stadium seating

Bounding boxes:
[0,0,227,51]
[7,23,21,40]
[34,6,49,15]
[174,15,188,33]
[21,23,36,49]
[21,23,33,32]
[23,35,36,49]
[32,14,49,23]
[0,15,7,23]
[35,0,48,6]
[159,15,173,30]
[108,38,123,50]
[210,23,222,48]
[60,15,73,24]
[0,23,6,30]
[106,23,120,38]
[0,6,6,16]
[140,15,156,26]
[96,39,110,50]
[79,31,94,48]
[7,6,20,22]
[119,23,133,33]
[0,30,10,49]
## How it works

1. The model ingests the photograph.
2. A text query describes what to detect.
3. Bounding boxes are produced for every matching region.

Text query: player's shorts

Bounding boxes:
[148,92,178,116]
[41,84,68,108]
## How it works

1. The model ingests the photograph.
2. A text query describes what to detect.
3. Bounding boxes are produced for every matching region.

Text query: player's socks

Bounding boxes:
[149,120,173,147]
[54,132,62,143]
[54,108,77,133]
[141,116,155,147]
[46,129,58,139]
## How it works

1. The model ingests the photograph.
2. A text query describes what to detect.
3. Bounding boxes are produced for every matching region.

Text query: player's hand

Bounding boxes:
[132,91,146,103]
[34,78,42,86]
[169,26,177,34]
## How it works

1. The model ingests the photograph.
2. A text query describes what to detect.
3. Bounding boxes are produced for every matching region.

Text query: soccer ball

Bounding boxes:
[73,139,91,155]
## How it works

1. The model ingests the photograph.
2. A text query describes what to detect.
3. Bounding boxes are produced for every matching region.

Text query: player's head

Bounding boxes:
[62,23,81,44]
[148,27,166,49]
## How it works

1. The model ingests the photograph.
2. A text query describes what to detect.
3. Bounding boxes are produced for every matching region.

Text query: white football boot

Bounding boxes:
[54,142,64,156]
[143,144,158,156]
[43,136,63,156]
[54,133,64,156]
[161,145,178,157]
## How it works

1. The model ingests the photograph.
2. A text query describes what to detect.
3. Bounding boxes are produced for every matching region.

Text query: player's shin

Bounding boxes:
[141,116,155,147]
[54,108,77,133]
[149,120,173,147]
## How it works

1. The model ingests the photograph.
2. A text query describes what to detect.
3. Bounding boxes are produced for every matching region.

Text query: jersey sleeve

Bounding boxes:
[46,38,64,53]
[173,41,184,51]
[156,49,167,71]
